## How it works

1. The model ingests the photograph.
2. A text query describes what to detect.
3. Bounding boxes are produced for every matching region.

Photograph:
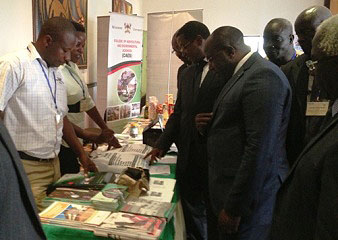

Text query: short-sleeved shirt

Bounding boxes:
[59,61,95,146]
[0,43,68,159]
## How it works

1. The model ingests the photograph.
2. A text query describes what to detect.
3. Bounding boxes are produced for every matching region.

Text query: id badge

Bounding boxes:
[56,111,62,124]
[306,102,329,116]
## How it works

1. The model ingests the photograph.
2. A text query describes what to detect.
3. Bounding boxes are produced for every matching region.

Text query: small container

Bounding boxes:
[129,122,139,138]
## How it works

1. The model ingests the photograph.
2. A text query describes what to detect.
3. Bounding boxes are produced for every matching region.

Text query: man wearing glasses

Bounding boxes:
[146,21,225,240]
[281,6,332,167]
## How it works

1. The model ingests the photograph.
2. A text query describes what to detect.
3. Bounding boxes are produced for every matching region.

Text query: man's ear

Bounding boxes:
[195,35,204,46]
[224,46,236,58]
[42,35,53,48]
[289,34,294,44]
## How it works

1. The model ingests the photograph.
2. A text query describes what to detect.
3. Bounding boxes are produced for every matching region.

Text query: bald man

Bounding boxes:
[263,18,298,67]
[197,26,291,240]
[281,6,332,167]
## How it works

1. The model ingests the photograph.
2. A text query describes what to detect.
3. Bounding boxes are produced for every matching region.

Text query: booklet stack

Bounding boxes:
[91,184,128,211]
[94,212,166,240]
[40,201,166,240]
[43,188,99,207]
[90,144,152,173]
[40,201,111,231]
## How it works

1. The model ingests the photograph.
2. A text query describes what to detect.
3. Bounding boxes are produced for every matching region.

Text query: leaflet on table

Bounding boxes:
[121,197,175,220]
[149,177,176,192]
[90,151,149,174]
[157,155,177,164]
[39,201,111,227]
[139,189,174,203]
[149,165,171,175]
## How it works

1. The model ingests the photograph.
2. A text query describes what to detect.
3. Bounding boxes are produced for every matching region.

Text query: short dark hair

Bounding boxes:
[71,21,86,33]
[38,17,75,41]
[176,21,210,41]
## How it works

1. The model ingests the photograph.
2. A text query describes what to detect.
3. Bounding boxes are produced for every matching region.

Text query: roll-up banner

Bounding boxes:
[106,13,144,122]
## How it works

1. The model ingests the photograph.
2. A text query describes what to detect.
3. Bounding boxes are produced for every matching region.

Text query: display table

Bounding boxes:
[42,161,184,240]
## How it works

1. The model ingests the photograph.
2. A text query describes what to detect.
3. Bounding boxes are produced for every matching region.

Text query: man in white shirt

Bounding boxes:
[0,17,97,210]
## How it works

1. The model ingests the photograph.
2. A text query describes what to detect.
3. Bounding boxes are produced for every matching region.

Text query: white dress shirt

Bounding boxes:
[233,51,254,76]
[0,43,68,158]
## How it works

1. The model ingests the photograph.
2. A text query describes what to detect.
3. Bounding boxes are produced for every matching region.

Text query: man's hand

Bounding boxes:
[78,153,98,174]
[195,112,213,133]
[144,148,164,165]
[218,209,241,234]
[94,128,122,149]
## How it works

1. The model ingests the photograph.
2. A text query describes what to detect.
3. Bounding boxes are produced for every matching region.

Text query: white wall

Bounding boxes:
[142,0,324,35]
[0,1,33,57]
[0,0,142,85]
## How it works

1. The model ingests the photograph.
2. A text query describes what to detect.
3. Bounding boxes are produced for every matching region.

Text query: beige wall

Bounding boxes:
[142,0,324,34]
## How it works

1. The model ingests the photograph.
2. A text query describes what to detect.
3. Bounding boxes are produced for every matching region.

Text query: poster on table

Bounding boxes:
[106,13,143,122]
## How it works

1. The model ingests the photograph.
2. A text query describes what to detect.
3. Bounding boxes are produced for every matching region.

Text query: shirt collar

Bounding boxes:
[27,42,53,69]
[332,99,338,117]
[233,51,254,76]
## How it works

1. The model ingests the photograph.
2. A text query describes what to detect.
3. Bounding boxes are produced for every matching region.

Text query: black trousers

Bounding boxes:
[177,143,218,240]
[58,145,80,176]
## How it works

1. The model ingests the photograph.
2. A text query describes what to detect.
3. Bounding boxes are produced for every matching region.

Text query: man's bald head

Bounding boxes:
[204,26,250,78]
[295,6,332,55]
[263,18,295,66]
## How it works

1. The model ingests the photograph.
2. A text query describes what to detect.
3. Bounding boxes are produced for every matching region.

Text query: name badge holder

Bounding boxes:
[38,61,62,124]
[306,101,329,116]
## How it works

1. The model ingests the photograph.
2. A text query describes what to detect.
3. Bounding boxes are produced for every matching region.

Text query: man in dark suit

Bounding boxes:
[196,26,291,240]
[271,15,338,240]
[0,120,46,239]
[146,21,225,240]
[281,6,332,166]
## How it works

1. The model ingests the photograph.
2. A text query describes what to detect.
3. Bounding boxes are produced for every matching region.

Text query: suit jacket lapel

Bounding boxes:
[212,53,258,113]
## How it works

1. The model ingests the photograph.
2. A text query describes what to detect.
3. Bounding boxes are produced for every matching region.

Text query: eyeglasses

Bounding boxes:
[179,41,193,51]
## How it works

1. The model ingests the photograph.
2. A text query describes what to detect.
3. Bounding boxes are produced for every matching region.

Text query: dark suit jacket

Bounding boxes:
[207,53,291,226]
[282,54,326,166]
[0,121,46,239]
[271,112,338,240]
[156,62,225,177]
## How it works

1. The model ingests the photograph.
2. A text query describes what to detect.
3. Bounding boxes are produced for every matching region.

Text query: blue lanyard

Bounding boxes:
[68,68,85,99]
[38,61,58,110]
